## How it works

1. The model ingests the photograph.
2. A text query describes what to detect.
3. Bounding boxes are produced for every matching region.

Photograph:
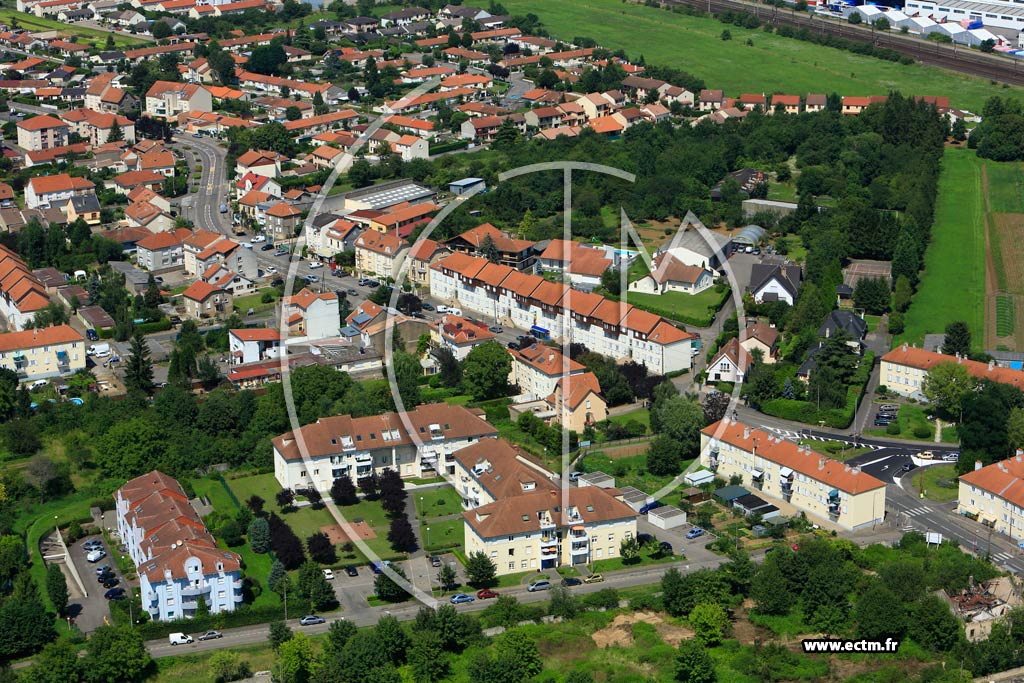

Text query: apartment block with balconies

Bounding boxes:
[114,471,243,621]
[700,419,886,531]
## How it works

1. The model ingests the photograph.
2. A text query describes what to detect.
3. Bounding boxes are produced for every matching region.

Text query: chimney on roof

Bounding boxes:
[819,457,825,470]
[743,426,750,440]
[902,343,908,352]
[1017,450,1022,463]
[976,460,983,471]
[852,467,860,475]
[989,360,995,371]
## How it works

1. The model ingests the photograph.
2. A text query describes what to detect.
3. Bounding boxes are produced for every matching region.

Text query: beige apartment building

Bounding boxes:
[701,419,886,530]
[959,455,1024,542]
[881,344,1024,399]
[354,230,408,280]
[464,485,638,575]
[0,325,85,381]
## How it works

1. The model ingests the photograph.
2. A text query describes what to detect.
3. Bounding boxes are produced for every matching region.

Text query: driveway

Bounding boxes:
[63,533,127,633]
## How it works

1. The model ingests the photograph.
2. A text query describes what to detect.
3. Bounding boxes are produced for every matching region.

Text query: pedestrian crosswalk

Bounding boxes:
[765,428,883,450]
[903,507,930,517]
[993,552,1015,562]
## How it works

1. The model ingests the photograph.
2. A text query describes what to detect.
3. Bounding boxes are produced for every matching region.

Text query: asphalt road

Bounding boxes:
[173,134,231,235]
[144,549,734,659]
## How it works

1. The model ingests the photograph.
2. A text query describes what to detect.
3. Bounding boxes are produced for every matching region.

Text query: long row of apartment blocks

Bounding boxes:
[429,252,697,375]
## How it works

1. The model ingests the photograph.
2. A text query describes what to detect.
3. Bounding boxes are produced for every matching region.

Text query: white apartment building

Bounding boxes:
[281,288,340,340]
[508,343,588,400]
[430,253,695,374]
[114,470,243,621]
[272,403,498,490]
[881,344,1024,400]
[16,115,70,152]
[145,81,213,119]
[701,419,887,531]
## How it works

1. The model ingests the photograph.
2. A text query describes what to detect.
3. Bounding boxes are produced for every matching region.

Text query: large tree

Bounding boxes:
[461,341,512,400]
[854,581,906,640]
[330,476,359,506]
[465,551,497,586]
[942,320,972,357]
[388,515,417,552]
[82,626,150,683]
[674,639,716,683]
[123,332,154,395]
[46,563,68,616]
[922,361,978,419]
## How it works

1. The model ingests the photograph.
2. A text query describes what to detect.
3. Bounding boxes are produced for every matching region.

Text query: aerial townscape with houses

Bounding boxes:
[5,0,1024,680]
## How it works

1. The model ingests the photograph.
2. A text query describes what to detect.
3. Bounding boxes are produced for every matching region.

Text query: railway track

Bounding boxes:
[662,0,1024,88]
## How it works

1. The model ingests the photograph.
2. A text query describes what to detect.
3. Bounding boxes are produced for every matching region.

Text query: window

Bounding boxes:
[508,548,514,556]
[508,562,514,571]
[521,560,527,569]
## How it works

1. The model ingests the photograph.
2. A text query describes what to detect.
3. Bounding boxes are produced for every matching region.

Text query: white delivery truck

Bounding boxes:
[87,343,110,357]
[168,633,193,645]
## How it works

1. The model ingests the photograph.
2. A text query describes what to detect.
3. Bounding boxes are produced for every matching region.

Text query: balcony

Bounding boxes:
[751,470,764,491]
[538,516,556,530]
[571,542,588,552]
[540,535,558,548]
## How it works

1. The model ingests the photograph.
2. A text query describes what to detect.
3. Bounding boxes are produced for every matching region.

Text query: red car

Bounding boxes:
[476,589,499,600]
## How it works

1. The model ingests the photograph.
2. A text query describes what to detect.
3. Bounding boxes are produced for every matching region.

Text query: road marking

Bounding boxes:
[903,507,929,516]
[994,552,1014,561]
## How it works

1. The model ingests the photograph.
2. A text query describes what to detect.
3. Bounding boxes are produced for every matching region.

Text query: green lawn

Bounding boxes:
[232,289,278,316]
[591,546,678,573]
[579,451,687,494]
[226,472,335,539]
[899,148,986,350]
[624,287,728,326]
[607,408,651,432]
[420,518,464,552]
[0,9,151,47]
[914,463,960,503]
[984,164,1024,213]
[413,486,462,521]
[864,403,936,441]
[767,181,798,203]
[501,0,1022,113]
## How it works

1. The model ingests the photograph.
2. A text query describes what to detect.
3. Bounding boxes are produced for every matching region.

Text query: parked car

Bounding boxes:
[430,556,441,568]
[82,539,103,550]
[873,418,892,426]
[347,288,358,296]
[568,471,583,482]
[560,577,582,587]
[305,275,320,283]
[102,578,119,589]
[198,631,223,641]
[250,235,266,243]
[308,262,323,269]
[449,593,475,604]
[168,633,193,646]
[331,269,343,277]
[527,579,552,592]
[345,565,358,577]
[103,588,126,600]
[261,244,274,251]
[86,549,106,563]
[488,325,503,333]
[264,266,277,275]
[919,450,936,460]
[879,404,899,412]
[85,328,99,341]
[97,573,114,584]
[421,302,434,311]
[942,452,960,462]
[274,249,289,257]
[686,527,705,540]
[371,560,391,574]
[637,533,654,546]
[477,589,499,599]
[639,500,664,515]
[299,615,326,626]
[322,568,335,580]
[94,565,112,575]
[583,574,605,584]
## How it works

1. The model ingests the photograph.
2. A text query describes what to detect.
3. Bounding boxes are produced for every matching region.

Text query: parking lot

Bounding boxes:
[64,533,127,632]
[635,517,721,565]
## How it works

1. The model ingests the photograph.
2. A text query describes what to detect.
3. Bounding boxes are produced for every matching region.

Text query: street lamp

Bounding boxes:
[426,526,431,549]
[419,496,424,519]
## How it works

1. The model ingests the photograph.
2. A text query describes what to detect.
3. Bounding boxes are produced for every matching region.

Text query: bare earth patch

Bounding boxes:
[591,610,694,648]
[320,522,376,544]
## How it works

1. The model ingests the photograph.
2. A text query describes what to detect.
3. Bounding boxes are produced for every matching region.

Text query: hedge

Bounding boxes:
[98,319,173,339]
[429,140,470,155]
[760,352,875,428]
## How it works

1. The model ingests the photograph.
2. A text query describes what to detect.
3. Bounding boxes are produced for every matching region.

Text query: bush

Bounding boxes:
[629,593,663,611]
[913,425,931,439]
[760,352,874,428]
[887,421,900,435]
[583,589,621,610]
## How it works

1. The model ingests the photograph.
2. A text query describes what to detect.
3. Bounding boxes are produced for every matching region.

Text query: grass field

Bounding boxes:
[0,9,151,47]
[864,403,935,441]
[420,517,464,552]
[915,463,960,502]
[624,287,727,326]
[899,147,985,350]
[607,407,651,432]
[501,0,1023,113]
[985,164,1024,213]
[413,486,462,521]
[579,451,689,494]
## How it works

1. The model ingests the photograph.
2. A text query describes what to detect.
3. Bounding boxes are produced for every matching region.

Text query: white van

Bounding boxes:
[169,633,193,646]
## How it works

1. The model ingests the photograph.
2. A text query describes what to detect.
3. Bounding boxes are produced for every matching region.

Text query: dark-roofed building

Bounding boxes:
[819,309,867,348]
[748,261,802,306]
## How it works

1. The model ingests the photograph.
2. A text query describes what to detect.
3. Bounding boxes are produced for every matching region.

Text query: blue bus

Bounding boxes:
[530,325,550,341]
